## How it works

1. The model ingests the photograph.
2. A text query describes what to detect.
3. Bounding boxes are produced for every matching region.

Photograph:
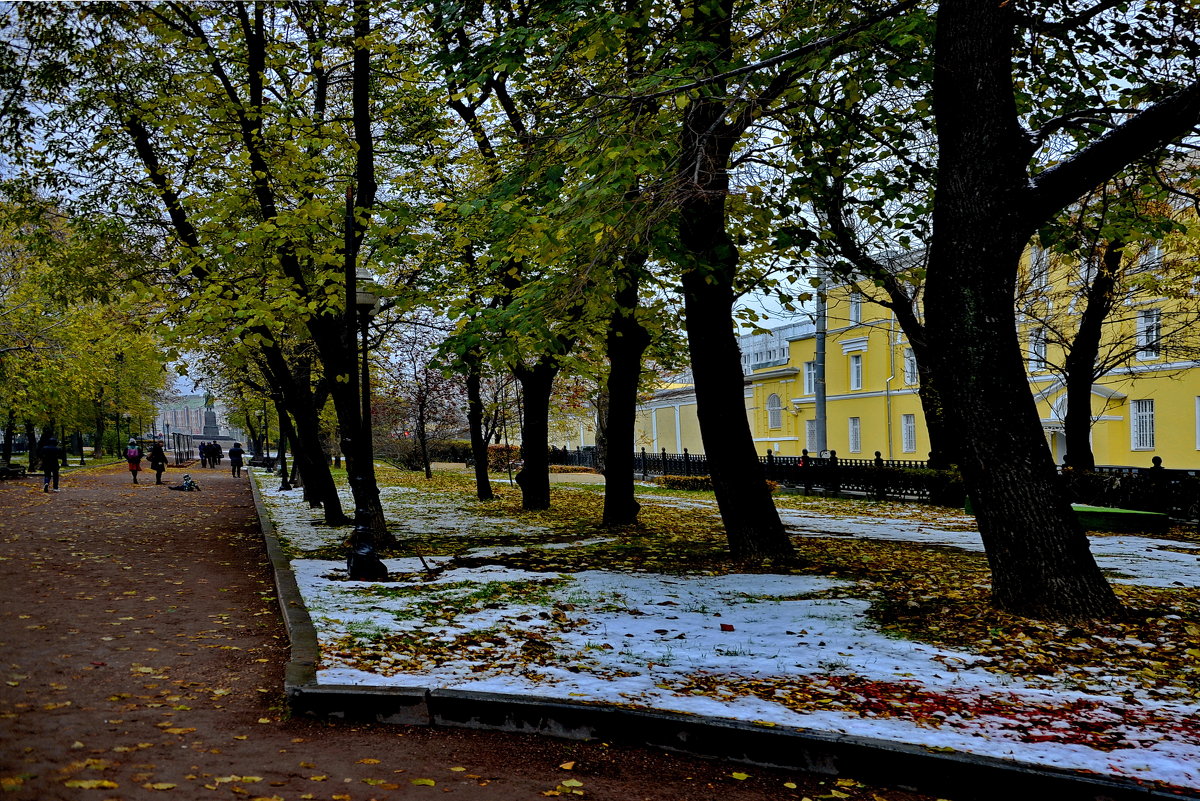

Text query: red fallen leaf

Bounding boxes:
[720,624,735,632]
[91,662,106,666]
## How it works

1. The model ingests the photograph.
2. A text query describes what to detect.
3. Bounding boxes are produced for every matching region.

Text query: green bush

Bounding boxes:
[654,475,778,493]
[549,465,596,474]
[487,444,521,471]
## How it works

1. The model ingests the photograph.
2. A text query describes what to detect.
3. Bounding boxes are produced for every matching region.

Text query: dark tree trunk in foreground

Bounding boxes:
[464,350,494,501]
[675,0,792,561]
[261,350,349,524]
[3,413,14,463]
[1063,240,1122,472]
[602,260,651,527]
[25,421,39,472]
[513,359,557,511]
[925,0,1200,618]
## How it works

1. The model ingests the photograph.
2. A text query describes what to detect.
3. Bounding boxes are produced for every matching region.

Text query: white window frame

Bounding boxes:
[1131,399,1155,451]
[849,354,863,390]
[1136,308,1162,360]
[901,414,916,453]
[849,292,863,324]
[903,348,917,385]
[803,361,817,395]
[1029,245,1050,290]
[848,417,861,453]
[766,394,782,430]
[1136,243,1163,273]
[1029,328,1047,371]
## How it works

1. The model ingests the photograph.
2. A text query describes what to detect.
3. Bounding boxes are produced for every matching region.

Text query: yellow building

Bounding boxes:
[633,252,1200,469]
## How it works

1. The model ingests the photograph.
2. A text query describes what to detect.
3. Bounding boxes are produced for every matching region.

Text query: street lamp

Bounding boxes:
[347,265,386,580]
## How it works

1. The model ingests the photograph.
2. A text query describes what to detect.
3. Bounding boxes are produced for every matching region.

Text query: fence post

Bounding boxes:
[640,447,647,480]
[873,450,885,500]
[683,448,691,476]
[662,448,668,476]
[801,448,812,495]
[766,449,775,481]
[828,449,841,496]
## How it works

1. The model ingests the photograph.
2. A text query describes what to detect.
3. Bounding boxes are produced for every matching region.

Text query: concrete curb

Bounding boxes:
[249,473,1196,801]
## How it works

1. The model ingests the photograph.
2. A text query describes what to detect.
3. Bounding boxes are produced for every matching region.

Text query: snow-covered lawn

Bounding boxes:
[255,468,1200,792]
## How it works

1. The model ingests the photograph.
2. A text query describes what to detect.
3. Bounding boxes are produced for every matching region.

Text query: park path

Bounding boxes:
[0,462,936,801]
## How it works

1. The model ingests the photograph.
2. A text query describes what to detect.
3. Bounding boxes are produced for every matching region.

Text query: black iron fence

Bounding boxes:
[547,446,1198,519]
[1061,461,1200,522]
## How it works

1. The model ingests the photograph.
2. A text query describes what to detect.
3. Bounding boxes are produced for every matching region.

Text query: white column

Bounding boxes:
[674,405,683,453]
[651,408,659,451]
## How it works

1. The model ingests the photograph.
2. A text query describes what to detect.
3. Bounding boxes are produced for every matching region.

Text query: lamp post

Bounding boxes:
[347,265,385,580]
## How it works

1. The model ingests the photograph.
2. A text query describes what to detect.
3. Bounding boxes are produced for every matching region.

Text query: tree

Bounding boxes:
[1020,175,1200,471]
[923,0,1200,619]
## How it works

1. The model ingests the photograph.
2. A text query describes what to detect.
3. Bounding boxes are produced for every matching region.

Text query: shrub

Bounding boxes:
[549,465,596,474]
[654,475,778,493]
[427,439,472,463]
[487,444,521,472]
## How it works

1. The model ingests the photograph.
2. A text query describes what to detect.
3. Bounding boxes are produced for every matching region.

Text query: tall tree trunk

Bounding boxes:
[927,0,1119,619]
[464,349,494,501]
[513,359,557,511]
[416,392,432,480]
[2,413,14,463]
[261,349,349,524]
[25,421,39,472]
[1063,240,1122,472]
[675,0,792,560]
[602,260,651,527]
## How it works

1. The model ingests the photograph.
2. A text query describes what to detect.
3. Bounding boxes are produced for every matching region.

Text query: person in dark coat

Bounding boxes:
[198,441,209,468]
[125,438,143,483]
[148,441,168,485]
[212,442,223,467]
[39,436,63,493]
[228,442,245,478]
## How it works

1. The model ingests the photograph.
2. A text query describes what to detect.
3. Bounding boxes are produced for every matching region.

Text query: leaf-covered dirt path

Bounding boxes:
[0,464,942,801]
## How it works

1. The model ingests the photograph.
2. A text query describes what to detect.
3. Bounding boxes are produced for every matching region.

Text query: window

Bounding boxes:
[903,348,918,385]
[848,417,861,453]
[804,361,817,395]
[1136,309,1161,359]
[1029,246,1050,290]
[901,414,916,453]
[1136,243,1163,273]
[805,419,817,451]
[849,354,863,390]
[1029,328,1047,370]
[1131,399,1155,450]
[767,394,782,429]
[849,292,863,324]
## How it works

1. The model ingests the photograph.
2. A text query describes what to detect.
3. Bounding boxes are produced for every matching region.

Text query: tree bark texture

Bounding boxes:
[602,263,651,527]
[927,0,1119,619]
[513,359,556,511]
[1063,240,1122,472]
[675,0,792,561]
[464,351,494,501]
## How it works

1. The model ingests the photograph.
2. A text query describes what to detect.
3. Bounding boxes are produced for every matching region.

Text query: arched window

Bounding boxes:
[767,394,782,429]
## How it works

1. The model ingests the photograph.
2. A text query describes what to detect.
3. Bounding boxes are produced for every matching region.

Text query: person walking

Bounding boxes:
[125,438,143,483]
[148,440,168,485]
[228,442,245,478]
[198,441,209,468]
[212,442,223,467]
[39,436,63,493]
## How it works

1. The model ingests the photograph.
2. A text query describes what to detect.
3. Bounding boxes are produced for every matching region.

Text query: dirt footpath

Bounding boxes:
[0,463,935,801]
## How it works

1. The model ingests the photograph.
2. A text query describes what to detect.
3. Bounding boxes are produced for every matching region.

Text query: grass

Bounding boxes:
[300,464,1200,702]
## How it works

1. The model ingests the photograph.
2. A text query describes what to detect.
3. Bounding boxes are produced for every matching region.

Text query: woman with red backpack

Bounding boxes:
[125,438,143,484]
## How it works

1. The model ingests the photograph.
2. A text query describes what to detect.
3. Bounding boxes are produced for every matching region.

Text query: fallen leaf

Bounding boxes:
[558,762,575,770]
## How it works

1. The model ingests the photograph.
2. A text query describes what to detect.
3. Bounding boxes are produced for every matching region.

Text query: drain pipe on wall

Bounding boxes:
[884,313,896,460]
